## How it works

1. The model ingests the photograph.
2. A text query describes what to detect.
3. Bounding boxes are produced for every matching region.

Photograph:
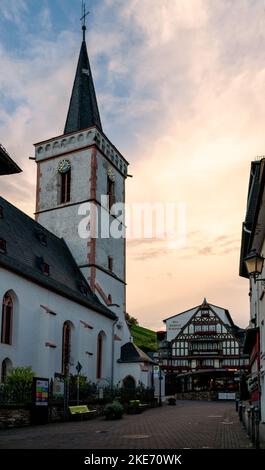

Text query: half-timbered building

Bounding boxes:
[161,299,248,395]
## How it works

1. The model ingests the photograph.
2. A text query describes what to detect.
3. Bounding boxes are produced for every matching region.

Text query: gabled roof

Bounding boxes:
[0,144,22,176]
[64,39,102,134]
[118,342,156,364]
[164,299,234,327]
[0,197,115,320]
[239,160,263,278]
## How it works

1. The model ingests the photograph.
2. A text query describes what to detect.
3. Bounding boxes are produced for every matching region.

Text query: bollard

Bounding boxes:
[247,408,251,437]
[251,406,255,443]
[236,399,239,412]
[242,405,246,428]
[254,407,260,449]
[238,402,242,420]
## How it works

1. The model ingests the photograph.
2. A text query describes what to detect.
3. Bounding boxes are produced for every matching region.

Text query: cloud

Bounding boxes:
[0,0,261,329]
[0,0,27,25]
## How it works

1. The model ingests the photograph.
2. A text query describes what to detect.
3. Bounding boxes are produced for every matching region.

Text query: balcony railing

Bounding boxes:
[195,330,217,335]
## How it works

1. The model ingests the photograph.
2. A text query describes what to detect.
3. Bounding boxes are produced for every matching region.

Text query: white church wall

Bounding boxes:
[0,267,114,383]
[116,362,153,389]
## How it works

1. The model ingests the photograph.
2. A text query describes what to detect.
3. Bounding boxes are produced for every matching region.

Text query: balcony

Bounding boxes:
[195,330,217,335]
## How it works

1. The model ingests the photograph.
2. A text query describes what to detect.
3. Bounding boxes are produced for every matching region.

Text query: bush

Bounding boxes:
[167,397,176,406]
[104,401,124,420]
[127,400,141,414]
[68,375,97,402]
[2,367,34,405]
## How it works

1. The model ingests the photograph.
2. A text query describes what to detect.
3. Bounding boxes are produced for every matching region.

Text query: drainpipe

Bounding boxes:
[111,318,119,389]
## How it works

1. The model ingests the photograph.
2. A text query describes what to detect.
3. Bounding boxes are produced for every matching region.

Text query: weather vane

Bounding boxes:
[80,1,89,41]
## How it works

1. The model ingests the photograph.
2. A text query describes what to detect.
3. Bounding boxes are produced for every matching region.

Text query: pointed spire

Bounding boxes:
[64,7,102,135]
[201,298,209,308]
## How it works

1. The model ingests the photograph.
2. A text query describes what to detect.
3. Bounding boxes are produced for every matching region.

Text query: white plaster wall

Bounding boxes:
[0,268,114,383]
[116,363,153,388]
[165,308,197,341]
[39,204,89,267]
[37,148,92,212]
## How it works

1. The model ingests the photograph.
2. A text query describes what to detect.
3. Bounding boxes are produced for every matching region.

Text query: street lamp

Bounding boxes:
[244,250,265,281]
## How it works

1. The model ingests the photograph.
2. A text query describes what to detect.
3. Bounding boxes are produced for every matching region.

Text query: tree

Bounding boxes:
[125,312,139,328]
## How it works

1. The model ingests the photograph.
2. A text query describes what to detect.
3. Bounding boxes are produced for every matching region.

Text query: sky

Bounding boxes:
[1,0,265,330]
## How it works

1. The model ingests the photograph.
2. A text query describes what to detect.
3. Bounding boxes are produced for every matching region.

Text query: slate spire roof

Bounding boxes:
[64,37,102,134]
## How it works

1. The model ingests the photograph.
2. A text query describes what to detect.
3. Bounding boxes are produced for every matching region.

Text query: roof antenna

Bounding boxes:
[80,1,89,42]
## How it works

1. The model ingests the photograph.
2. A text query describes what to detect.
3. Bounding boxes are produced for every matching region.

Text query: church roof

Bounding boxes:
[118,342,156,364]
[0,144,22,176]
[64,39,102,134]
[0,197,116,320]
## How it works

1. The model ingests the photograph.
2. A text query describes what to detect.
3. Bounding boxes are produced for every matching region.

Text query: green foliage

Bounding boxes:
[68,375,97,401]
[125,312,139,327]
[119,384,154,404]
[130,324,158,353]
[167,397,176,405]
[6,367,34,390]
[103,401,124,420]
[129,400,140,406]
[0,367,35,405]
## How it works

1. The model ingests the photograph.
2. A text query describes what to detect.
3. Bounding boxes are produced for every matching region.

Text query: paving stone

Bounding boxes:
[0,401,252,449]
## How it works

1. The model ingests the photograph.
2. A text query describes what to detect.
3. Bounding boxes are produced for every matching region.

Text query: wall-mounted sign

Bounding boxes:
[53,377,64,398]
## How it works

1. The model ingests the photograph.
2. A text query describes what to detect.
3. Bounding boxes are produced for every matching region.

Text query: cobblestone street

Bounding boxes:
[0,401,253,449]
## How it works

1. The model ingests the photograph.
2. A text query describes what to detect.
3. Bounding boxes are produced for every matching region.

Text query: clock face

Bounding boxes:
[107,167,115,182]
[58,159,71,174]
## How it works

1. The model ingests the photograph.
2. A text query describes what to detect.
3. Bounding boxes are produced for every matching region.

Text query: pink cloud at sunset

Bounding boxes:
[1,0,265,329]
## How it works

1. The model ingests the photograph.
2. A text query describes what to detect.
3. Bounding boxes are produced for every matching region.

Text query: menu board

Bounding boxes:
[35,378,49,406]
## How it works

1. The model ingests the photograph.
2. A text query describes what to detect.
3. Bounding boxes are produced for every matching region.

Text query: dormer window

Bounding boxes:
[0,239,6,254]
[43,263,50,276]
[78,280,88,296]
[36,230,47,246]
[36,256,50,276]
[108,256,113,272]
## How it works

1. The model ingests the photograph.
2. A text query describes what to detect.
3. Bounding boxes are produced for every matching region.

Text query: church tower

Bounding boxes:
[34,19,130,355]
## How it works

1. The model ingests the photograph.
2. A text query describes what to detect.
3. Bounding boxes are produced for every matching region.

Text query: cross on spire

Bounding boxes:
[80,1,89,41]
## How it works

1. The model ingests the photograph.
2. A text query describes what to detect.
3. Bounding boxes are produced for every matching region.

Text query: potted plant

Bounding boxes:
[167,397,176,406]
[103,401,124,420]
[127,400,141,414]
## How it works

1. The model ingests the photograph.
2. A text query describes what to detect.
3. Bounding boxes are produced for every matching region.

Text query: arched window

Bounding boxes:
[62,321,72,375]
[97,331,105,379]
[1,293,13,345]
[60,169,71,204]
[1,358,12,382]
[107,176,115,209]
